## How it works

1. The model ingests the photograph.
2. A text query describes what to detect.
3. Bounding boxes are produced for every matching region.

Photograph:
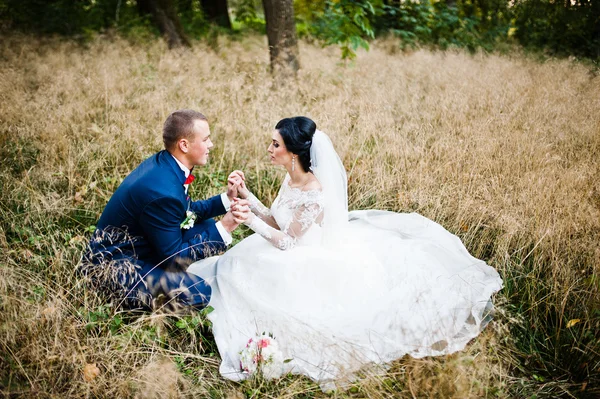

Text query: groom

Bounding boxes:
[82,109,249,311]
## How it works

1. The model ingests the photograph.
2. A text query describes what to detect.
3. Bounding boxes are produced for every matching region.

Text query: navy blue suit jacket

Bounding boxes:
[88,150,227,269]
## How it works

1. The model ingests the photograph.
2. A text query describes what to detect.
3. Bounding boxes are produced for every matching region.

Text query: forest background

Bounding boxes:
[2,0,599,59]
[1,0,599,398]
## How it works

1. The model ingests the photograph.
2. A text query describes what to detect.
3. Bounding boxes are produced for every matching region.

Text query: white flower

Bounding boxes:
[240,347,258,373]
[239,333,285,379]
[180,211,197,229]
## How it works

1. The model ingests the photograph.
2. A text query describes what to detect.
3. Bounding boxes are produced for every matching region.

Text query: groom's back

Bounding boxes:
[96,150,182,236]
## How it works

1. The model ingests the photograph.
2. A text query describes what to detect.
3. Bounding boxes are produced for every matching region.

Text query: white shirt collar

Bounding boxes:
[171,154,190,178]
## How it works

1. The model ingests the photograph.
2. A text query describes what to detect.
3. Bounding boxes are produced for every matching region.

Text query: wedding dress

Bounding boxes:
[187,132,503,390]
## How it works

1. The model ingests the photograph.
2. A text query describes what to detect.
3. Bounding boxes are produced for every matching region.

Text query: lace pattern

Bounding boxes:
[248,192,272,218]
[245,175,324,250]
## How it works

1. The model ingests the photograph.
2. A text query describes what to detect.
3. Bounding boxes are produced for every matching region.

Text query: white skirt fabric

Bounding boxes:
[187,211,503,390]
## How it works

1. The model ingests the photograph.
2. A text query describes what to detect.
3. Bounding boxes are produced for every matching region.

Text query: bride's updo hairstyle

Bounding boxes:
[275,116,317,172]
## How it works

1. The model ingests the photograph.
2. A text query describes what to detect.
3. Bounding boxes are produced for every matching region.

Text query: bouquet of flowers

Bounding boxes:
[239,332,285,379]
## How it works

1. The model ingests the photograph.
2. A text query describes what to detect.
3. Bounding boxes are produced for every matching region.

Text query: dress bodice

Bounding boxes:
[246,174,325,250]
[271,177,324,233]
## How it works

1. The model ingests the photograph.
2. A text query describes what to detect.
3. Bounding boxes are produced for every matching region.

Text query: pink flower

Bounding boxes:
[258,339,269,348]
[246,338,253,347]
[253,354,263,363]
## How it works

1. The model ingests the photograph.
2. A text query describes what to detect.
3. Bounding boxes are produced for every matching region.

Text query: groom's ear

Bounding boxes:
[178,138,189,153]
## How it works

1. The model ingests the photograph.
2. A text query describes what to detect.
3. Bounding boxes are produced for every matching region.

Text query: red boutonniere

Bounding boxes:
[184,174,195,185]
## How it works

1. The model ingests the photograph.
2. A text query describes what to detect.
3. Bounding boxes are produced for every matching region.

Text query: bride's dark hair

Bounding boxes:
[275,116,317,172]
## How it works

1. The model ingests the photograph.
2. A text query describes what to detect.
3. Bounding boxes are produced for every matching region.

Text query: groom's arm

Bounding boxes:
[140,197,227,267]
[191,194,233,245]
[190,194,228,219]
[190,193,233,246]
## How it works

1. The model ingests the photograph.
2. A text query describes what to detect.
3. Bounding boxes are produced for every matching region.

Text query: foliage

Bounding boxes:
[178,1,212,38]
[0,0,597,59]
[231,0,266,32]
[0,0,209,40]
[308,0,378,59]
[512,0,600,59]
[0,0,140,36]
[301,0,512,56]
[297,0,596,59]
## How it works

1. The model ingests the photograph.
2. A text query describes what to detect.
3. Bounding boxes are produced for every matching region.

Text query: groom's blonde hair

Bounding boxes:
[163,109,208,151]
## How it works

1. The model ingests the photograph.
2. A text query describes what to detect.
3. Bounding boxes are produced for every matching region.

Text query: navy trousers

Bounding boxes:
[82,219,218,311]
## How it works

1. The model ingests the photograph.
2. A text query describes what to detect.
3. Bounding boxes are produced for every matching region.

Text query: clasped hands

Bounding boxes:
[221,170,254,232]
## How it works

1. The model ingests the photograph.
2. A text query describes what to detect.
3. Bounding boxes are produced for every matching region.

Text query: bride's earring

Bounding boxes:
[292,156,295,172]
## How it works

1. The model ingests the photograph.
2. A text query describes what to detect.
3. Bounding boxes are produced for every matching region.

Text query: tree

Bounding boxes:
[137,0,191,48]
[262,0,300,76]
[201,0,232,29]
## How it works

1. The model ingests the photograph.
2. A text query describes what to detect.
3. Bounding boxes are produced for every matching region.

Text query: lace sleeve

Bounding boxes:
[247,191,278,228]
[246,194,324,250]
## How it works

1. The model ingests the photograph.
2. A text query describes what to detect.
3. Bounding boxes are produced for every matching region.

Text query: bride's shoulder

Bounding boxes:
[299,177,323,206]
[302,177,322,193]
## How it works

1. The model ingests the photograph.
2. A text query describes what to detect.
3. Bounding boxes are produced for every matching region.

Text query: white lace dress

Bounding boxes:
[188,174,503,390]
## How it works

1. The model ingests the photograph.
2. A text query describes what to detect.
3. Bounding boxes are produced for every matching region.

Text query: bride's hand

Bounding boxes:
[231,198,252,225]
[240,211,254,226]
[237,179,250,199]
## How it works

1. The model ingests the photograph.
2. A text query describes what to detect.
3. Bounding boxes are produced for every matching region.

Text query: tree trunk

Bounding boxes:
[200,0,232,29]
[137,0,191,48]
[262,0,300,77]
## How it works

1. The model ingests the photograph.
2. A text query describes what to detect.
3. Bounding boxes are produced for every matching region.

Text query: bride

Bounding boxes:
[187,116,503,390]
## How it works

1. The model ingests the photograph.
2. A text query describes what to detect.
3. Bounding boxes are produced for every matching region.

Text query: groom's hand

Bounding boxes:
[221,211,239,233]
[227,170,246,201]
[221,199,251,232]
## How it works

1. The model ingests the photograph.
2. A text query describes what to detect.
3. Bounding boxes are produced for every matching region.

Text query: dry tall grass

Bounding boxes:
[1,33,598,398]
